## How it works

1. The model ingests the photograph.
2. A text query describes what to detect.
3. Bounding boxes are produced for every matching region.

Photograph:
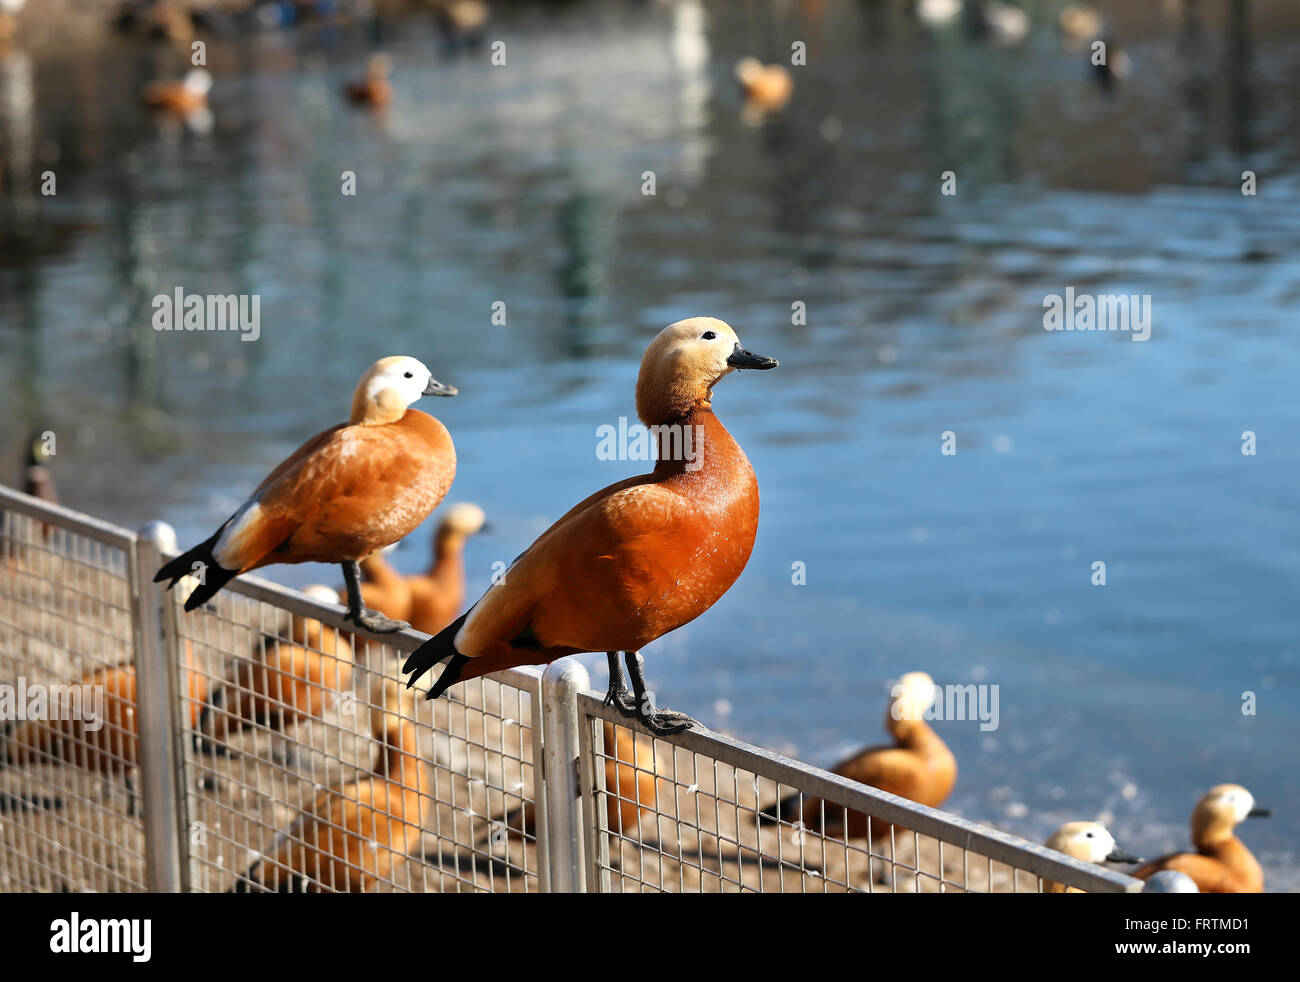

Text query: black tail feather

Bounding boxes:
[153,529,239,611]
[402,611,469,693]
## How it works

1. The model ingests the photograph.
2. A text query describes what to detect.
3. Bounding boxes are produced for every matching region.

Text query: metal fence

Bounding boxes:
[0,486,1142,894]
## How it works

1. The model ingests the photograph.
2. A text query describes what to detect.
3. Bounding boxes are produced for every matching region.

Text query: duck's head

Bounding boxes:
[351,355,457,425]
[183,69,212,97]
[1046,821,1142,865]
[439,502,488,540]
[367,53,394,79]
[26,432,52,467]
[635,317,777,425]
[1192,784,1270,845]
[885,671,937,737]
[735,57,764,86]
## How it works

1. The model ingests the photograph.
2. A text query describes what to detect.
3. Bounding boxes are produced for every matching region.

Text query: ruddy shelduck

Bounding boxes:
[1134,784,1270,893]
[201,586,354,750]
[1042,821,1143,893]
[233,677,425,892]
[346,502,486,633]
[404,317,777,734]
[140,68,212,116]
[156,356,458,634]
[344,54,393,108]
[735,58,793,114]
[762,672,957,838]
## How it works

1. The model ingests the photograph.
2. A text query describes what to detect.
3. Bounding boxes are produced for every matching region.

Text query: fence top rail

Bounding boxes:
[179,554,545,696]
[0,484,137,550]
[578,691,1143,893]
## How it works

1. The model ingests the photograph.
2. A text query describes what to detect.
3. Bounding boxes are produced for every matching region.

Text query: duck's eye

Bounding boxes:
[702,331,717,340]
[404,372,413,379]
[1085,832,1094,838]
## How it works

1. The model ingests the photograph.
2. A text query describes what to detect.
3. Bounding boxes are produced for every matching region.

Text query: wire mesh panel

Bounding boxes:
[171,573,544,893]
[0,488,148,892]
[577,694,1142,894]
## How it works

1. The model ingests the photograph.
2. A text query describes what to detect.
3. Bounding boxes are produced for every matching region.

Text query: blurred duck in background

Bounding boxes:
[433,0,489,54]
[1042,821,1143,893]
[140,67,212,128]
[761,672,956,840]
[735,57,793,123]
[1134,785,1270,893]
[344,53,393,108]
[199,585,354,763]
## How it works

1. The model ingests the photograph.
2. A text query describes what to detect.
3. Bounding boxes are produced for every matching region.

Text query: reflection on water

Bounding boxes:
[1,2,1298,887]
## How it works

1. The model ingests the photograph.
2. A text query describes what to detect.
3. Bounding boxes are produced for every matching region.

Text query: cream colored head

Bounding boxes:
[634,317,777,425]
[1192,784,1268,845]
[886,671,937,734]
[440,502,487,538]
[367,53,394,78]
[735,57,763,86]
[183,69,213,96]
[1046,821,1120,865]
[350,355,457,426]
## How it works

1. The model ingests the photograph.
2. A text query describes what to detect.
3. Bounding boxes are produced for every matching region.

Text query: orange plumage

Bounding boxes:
[1134,784,1269,893]
[235,679,425,893]
[156,356,458,634]
[761,672,956,840]
[140,68,212,116]
[405,317,777,735]
[344,54,393,108]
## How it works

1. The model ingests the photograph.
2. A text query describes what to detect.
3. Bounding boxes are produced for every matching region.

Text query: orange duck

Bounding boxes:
[761,672,956,839]
[1042,821,1143,893]
[201,587,354,752]
[404,317,777,735]
[155,356,458,634]
[344,54,393,108]
[735,57,793,115]
[342,503,485,632]
[140,68,211,117]
[2,647,209,813]
[1134,784,1270,893]
[233,677,425,892]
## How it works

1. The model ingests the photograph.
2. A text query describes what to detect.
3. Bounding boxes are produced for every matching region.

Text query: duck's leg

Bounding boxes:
[603,652,638,716]
[341,560,409,633]
[624,651,696,735]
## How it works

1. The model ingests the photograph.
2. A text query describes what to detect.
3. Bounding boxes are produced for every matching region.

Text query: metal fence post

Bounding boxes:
[540,657,590,892]
[130,522,187,892]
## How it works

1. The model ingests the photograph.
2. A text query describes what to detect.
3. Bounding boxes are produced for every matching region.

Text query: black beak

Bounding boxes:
[1106,848,1144,864]
[423,378,458,397]
[1248,807,1271,818]
[479,521,494,534]
[726,343,778,370]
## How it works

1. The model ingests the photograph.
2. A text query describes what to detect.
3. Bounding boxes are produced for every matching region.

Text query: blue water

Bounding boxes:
[1,2,1297,887]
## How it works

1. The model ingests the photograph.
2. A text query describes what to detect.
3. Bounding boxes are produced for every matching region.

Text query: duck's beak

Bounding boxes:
[1247,807,1271,818]
[1106,847,1144,864]
[726,343,779,370]
[423,378,458,397]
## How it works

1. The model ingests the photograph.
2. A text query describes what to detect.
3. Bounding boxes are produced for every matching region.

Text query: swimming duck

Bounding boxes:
[155,356,458,635]
[232,677,425,892]
[140,68,211,117]
[735,57,793,115]
[434,0,489,53]
[403,317,777,735]
[1042,821,1143,893]
[761,672,956,839]
[1134,784,1269,893]
[344,54,393,108]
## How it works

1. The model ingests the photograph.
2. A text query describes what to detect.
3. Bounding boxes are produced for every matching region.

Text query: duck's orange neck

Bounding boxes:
[428,529,467,583]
